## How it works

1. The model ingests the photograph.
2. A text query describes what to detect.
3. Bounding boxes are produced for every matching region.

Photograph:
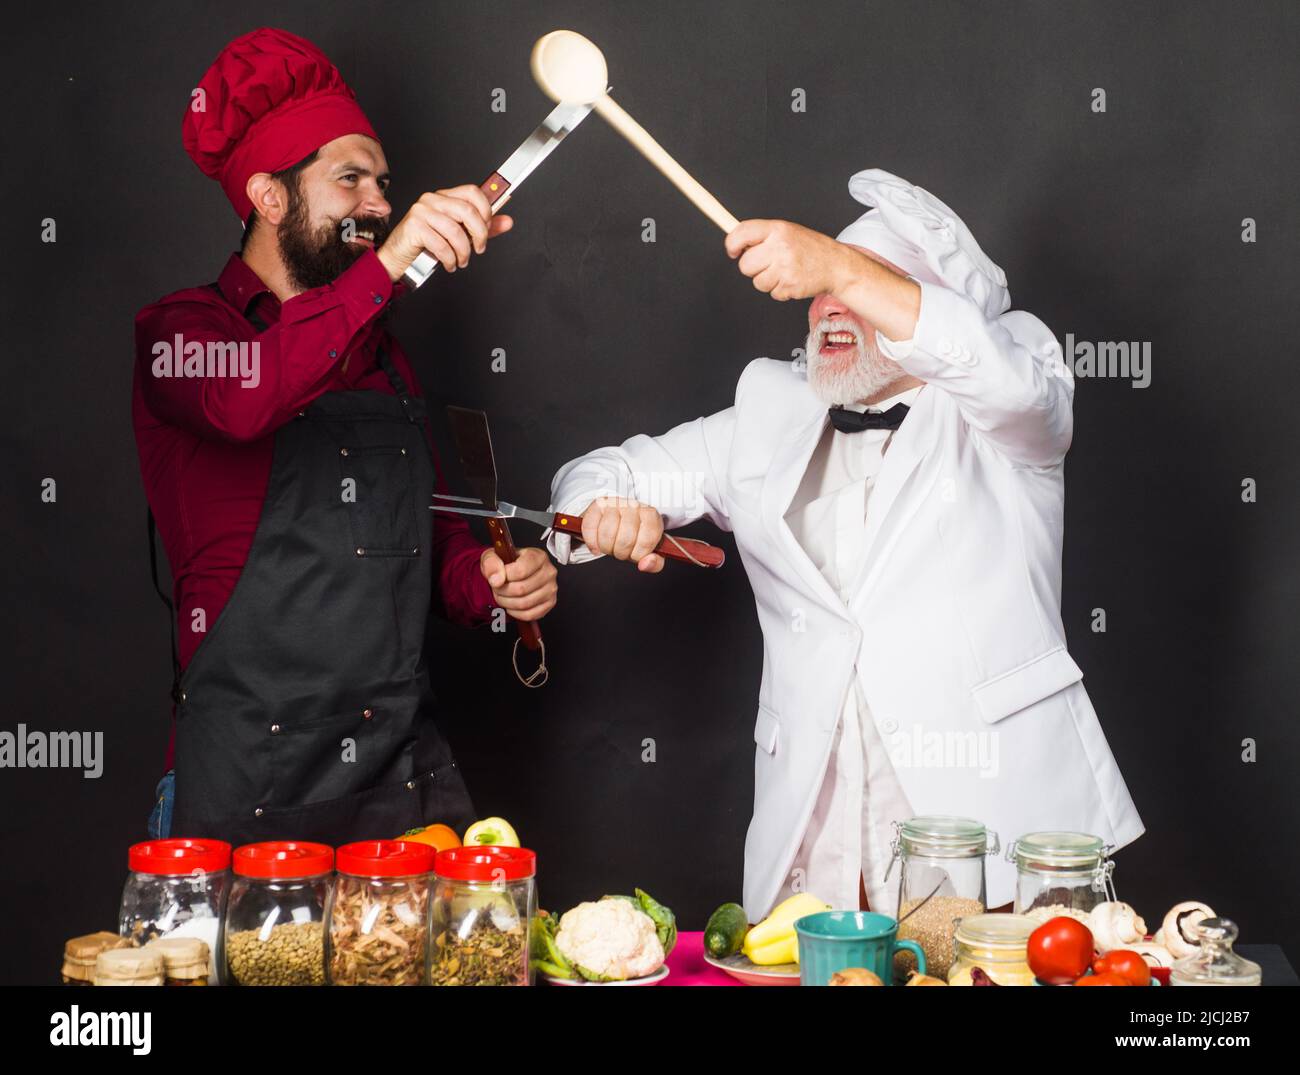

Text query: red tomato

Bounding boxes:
[1027,917,1095,985]
[1075,971,1130,986]
[1092,950,1151,987]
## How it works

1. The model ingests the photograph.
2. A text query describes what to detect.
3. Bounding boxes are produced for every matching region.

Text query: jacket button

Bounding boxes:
[406,780,416,790]
[356,548,366,556]
[411,546,419,555]
[881,718,899,734]
[270,724,281,735]
[254,807,264,817]
[179,691,187,703]
[362,708,373,719]
[340,447,349,457]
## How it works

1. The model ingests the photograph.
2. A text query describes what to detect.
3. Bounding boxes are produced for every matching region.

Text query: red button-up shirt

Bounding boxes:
[133,249,495,769]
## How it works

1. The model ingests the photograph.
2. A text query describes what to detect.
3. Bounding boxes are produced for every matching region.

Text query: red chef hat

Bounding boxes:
[182,27,380,224]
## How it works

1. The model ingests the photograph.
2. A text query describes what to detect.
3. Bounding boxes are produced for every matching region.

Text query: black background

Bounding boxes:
[2,0,1297,985]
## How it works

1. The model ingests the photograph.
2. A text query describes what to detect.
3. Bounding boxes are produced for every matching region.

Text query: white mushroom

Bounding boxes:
[1089,901,1148,953]
[1124,941,1175,968]
[1154,901,1215,960]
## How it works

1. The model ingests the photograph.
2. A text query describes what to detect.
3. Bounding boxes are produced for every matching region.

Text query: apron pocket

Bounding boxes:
[241,767,463,846]
[271,710,400,808]
[338,445,421,557]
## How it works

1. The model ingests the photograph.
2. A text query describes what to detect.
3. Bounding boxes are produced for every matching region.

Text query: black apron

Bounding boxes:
[167,299,477,846]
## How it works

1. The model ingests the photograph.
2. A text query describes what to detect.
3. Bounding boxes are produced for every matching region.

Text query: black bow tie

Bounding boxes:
[828,403,910,433]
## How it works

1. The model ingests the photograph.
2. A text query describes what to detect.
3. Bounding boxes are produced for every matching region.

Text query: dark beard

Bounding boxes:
[277,183,390,292]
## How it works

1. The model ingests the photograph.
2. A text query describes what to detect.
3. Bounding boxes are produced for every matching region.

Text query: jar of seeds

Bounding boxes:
[886,816,999,980]
[326,841,436,986]
[223,841,333,986]
[431,847,536,986]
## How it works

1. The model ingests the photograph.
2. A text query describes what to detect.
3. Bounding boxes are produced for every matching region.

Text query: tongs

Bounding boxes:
[430,494,726,569]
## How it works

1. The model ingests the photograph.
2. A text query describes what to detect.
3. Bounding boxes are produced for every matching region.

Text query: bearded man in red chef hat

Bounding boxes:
[133,28,557,846]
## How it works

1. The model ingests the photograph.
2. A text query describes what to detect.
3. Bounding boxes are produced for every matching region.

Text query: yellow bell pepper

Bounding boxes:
[742,893,829,965]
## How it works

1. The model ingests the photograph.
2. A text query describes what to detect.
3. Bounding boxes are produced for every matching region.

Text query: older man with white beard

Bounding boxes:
[547,169,1144,920]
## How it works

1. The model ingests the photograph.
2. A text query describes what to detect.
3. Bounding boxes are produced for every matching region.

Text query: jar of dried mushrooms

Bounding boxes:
[326,840,436,986]
[431,846,536,986]
[224,841,334,986]
[61,931,131,985]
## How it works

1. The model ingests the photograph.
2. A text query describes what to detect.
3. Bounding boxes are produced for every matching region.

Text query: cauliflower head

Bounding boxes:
[554,898,665,980]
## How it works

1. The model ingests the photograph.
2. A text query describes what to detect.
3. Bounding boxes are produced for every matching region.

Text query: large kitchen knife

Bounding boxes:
[444,406,545,657]
[403,99,596,289]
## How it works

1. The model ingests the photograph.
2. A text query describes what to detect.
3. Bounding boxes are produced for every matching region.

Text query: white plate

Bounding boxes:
[541,964,670,986]
[703,951,800,986]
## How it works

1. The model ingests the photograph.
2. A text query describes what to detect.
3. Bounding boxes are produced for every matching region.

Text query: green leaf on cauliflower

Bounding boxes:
[634,888,677,956]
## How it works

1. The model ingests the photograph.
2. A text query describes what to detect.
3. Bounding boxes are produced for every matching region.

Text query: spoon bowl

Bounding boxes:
[531,29,608,105]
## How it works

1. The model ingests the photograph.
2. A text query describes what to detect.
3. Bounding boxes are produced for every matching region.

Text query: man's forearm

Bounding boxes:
[829,245,923,344]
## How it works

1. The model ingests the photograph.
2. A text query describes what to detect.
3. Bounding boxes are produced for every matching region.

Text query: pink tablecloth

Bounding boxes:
[663,930,743,986]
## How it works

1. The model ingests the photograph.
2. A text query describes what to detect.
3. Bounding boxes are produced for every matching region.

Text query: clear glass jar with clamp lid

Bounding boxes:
[885,816,1000,980]
[1007,831,1115,918]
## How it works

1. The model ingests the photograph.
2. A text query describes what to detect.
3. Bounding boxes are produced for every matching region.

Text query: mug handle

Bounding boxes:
[895,939,927,979]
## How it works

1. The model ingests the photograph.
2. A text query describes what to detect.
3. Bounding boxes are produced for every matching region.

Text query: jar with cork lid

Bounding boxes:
[144,936,210,985]
[223,841,333,986]
[61,932,131,985]
[93,948,165,986]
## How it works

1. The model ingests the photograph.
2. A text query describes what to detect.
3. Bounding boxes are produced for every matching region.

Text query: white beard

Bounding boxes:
[805,317,908,406]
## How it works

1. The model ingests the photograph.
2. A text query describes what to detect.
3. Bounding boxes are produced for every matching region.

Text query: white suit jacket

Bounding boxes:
[549,278,1145,918]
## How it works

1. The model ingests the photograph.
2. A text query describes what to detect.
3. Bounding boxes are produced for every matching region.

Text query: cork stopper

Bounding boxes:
[93,948,165,985]
[61,931,130,982]
[145,936,210,979]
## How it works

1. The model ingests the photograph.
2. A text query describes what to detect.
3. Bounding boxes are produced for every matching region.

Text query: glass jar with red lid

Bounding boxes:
[119,838,231,981]
[325,840,436,986]
[431,846,537,986]
[223,841,334,986]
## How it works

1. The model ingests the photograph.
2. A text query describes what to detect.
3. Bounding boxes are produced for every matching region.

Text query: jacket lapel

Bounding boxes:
[760,404,851,616]
[849,386,939,602]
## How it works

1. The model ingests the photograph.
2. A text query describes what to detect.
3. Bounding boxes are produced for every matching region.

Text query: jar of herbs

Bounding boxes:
[887,816,1000,980]
[948,913,1038,985]
[119,838,231,982]
[224,841,333,986]
[430,846,536,986]
[325,840,435,986]
[1008,831,1115,918]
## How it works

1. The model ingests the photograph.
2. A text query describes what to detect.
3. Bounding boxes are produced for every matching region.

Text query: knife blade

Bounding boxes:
[403,99,595,289]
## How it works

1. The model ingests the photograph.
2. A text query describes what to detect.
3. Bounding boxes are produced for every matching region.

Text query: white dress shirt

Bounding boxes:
[774,382,923,916]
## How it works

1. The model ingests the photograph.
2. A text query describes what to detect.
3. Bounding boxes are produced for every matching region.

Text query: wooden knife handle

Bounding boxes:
[549,512,726,569]
[485,517,542,650]
[480,171,512,211]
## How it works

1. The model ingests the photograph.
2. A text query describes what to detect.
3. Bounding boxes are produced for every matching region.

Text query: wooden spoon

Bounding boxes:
[531,30,738,232]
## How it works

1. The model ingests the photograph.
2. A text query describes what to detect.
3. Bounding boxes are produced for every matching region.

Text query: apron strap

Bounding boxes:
[146,508,183,704]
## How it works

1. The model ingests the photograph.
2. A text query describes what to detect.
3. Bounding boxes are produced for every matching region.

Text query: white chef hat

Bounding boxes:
[835,168,1010,319]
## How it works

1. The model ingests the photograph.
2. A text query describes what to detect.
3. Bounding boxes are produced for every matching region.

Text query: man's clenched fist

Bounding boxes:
[480,546,557,622]
[580,497,666,574]
[376,184,513,281]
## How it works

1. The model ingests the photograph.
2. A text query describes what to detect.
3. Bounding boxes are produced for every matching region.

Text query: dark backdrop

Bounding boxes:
[3,1,1297,985]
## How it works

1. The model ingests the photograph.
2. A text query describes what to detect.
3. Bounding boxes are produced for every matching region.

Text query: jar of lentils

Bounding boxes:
[223,841,334,986]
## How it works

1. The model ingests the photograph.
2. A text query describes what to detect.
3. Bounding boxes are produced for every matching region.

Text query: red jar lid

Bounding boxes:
[435,846,536,882]
[128,838,231,876]
[335,840,436,878]
[234,841,334,879]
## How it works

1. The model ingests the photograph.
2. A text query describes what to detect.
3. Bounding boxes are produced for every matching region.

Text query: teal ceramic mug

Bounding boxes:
[794,910,927,986]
